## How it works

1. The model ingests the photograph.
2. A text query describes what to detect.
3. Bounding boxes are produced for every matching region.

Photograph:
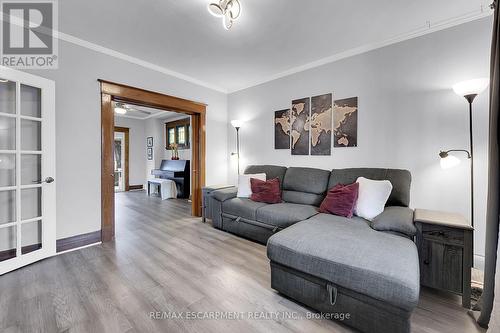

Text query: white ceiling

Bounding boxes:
[114,103,187,120]
[60,0,491,92]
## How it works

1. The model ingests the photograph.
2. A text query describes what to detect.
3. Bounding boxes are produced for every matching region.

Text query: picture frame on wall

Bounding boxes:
[147,136,153,147]
[147,147,153,160]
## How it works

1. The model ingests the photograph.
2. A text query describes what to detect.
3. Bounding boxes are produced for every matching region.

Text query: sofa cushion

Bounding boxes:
[222,198,268,220]
[237,173,266,198]
[282,167,330,206]
[328,168,411,207]
[354,177,393,221]
[211,187,238,202]
[371,206,416,237]
[267,213,420,311]
[250,178,282,204]
[319,183,359,218]
[245,165,288,190]
[256,203,318,228]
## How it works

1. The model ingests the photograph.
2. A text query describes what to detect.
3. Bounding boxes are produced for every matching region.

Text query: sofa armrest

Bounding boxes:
[211,187,238,202]
[371,206,416,237]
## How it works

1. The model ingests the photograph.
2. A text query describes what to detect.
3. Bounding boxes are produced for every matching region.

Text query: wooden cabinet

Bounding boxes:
[414,209,473,308]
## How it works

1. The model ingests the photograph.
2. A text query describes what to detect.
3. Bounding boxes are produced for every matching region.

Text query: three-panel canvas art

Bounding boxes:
[274,93,358,155]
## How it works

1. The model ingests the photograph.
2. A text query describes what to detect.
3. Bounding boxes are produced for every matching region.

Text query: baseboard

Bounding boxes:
[129,184,143,190]
[56,230,102,253]
[0,244,42,261]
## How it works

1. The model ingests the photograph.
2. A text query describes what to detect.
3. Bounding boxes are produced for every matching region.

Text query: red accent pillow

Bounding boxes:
[319,182,359,218]
[250,178,282,204]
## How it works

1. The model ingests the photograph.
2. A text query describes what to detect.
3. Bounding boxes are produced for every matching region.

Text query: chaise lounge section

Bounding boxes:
[209,165,420,333]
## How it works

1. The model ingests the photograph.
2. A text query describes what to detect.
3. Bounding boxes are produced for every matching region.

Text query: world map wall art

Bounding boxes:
[274,109,290,149]
[310,93,332,155]
[273,94,358,155]
[333,97,358,147]
[290,97,310,155]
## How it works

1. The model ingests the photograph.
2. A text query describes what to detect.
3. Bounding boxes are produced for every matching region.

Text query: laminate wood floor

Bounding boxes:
[0,191,486,333]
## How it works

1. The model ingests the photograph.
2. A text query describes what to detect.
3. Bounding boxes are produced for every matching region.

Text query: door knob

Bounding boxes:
[33,177,54,184]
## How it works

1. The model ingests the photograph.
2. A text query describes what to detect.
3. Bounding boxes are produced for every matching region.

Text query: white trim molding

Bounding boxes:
[0,5,493,94]
[228,6,493,93]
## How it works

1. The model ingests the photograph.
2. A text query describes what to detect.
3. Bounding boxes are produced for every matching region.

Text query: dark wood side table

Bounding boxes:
[414,209,473,308]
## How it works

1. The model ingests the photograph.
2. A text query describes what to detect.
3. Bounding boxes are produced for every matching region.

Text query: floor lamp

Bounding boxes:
[439,78,489,266]
[231,120,244,175]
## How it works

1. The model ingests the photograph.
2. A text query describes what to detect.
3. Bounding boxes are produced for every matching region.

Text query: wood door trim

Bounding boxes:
[100,80,205,242]
[99,80,207,114]
[114,126,130,191]
[101,93,115,242]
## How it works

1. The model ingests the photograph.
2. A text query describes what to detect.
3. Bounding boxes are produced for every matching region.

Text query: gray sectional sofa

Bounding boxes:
[209,165,420,333]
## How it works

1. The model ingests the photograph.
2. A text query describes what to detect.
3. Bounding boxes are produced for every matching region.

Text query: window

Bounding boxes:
[165,119,190,149]
[177,126,186,145]
[168,128,176,147]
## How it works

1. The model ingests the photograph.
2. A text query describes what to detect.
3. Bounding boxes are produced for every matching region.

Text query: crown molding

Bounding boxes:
[56,31,228,94]
[227,7,493,93]
[1,7,491,95]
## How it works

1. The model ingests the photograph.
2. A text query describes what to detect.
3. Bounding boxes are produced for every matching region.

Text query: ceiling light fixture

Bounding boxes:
[207,0,242,30]
[114,104,127,115]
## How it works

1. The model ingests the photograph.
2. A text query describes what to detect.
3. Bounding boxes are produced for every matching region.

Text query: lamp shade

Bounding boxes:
[231,119,244,128]
[452,78,489,97]
[440,154,461,169]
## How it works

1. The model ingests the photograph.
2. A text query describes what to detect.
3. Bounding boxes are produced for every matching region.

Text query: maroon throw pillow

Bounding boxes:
[250,178,282,204]
[319,182,359,218]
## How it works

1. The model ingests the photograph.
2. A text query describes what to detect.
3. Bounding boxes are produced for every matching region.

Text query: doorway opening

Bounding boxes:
[114,127,129,192]
[100,80,206,242]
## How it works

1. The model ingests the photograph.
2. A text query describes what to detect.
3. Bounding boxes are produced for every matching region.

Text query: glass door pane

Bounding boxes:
[20,85,41,118]
[0,80,16,114]
[21,154,41,185]
[0,116,16,150]
[0,154,15,187]
[0,226,16,262]
[21,119,41,151]
[0,190,16,225]
[21,221,42,254]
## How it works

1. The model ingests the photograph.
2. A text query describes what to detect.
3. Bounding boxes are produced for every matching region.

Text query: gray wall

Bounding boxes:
[227,18,492,266]
[25,39,228,240]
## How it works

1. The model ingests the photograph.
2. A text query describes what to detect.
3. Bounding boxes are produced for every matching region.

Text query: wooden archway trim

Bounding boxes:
[100,80,206,242]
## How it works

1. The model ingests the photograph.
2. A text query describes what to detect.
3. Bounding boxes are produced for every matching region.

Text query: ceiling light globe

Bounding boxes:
[229,0,241,19]
[440,154,461,169]
[452,78,489,97]
[208,3,224,17]
[114,107,127,115]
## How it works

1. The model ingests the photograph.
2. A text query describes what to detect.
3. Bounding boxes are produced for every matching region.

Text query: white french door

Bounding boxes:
[0,66,56,275]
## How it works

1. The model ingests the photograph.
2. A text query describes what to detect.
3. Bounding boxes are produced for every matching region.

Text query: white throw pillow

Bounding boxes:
[354,177,393,221]
[237,173,267,198]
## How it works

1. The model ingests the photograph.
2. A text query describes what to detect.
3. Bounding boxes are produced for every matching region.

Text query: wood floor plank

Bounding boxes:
[0,191,486,333]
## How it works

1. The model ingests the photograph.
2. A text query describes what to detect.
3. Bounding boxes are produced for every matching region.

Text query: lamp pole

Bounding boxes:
[465,94,477,267]
[464,94,477,232]
[450,78,488,272]
[235,126,240,175]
